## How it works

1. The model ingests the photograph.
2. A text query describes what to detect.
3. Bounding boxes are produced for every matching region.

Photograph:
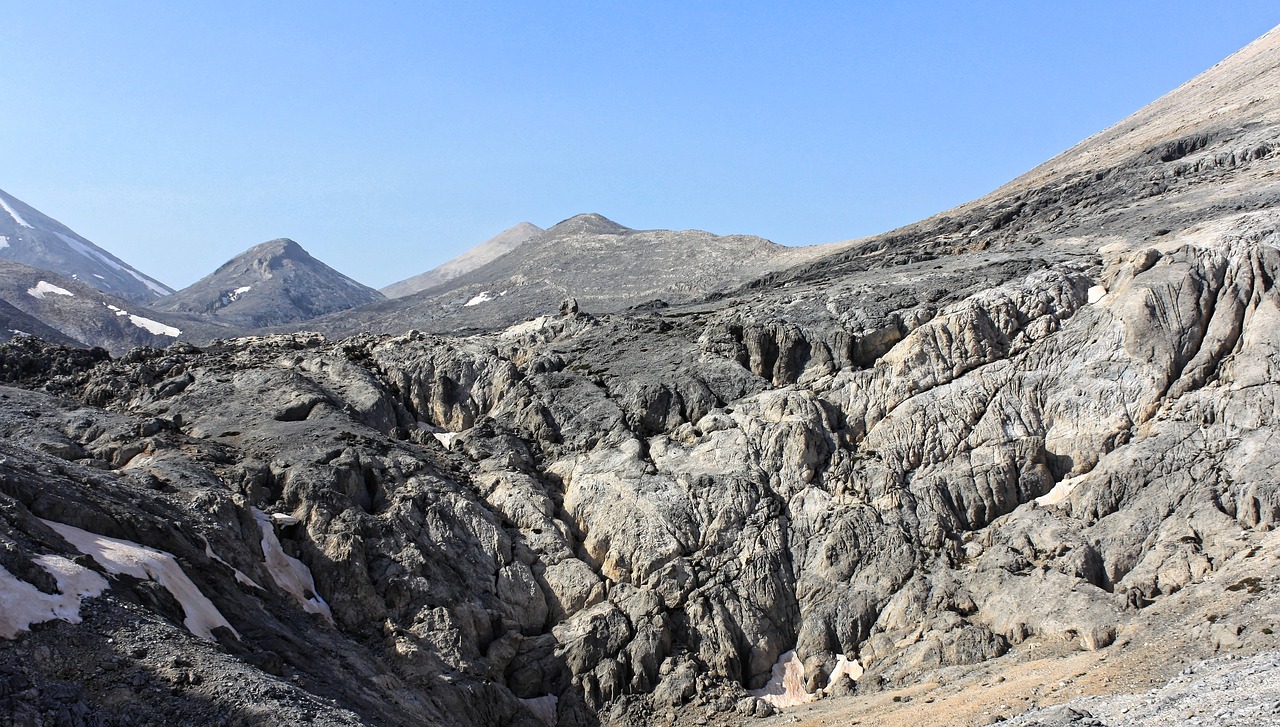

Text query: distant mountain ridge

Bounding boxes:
[305,213,827,337]
[381,222,544,299]
[149,237,385,328]
[0,188,173,302]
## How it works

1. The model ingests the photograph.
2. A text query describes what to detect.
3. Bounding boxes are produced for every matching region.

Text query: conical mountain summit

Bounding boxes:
[149,237,384,328]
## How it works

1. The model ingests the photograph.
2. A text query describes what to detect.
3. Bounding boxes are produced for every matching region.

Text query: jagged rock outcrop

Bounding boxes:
[1,22,1280,727]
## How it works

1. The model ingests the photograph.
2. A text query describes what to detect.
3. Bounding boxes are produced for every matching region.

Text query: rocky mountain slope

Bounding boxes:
[0,260,228,354]
[0,188,174,302]
[381,222,545,299]
[308,213,827,336]
[148,238,384,329]
[1,24,1280,727]
[0,297,84,348]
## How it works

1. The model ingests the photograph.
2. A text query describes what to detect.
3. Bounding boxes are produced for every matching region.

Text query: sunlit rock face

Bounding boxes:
[2,24,1280,727]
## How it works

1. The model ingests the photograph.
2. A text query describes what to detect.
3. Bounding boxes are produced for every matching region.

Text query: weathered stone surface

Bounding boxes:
[3,24,1280,727]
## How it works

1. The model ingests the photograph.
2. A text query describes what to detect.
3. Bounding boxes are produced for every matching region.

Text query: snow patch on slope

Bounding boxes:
[102,302,180,335]
[251,508,333,623]
[740,650,860,709]
[749,650,812,708]
[0,555,108,639]
[827,654,864,688]
[0,235,9,249]
[40,519,238,641]
[27,281,74,299]
[128,314,180,337]
[464,291,496,306]
[127,268,171,296]
[0,196,32,228]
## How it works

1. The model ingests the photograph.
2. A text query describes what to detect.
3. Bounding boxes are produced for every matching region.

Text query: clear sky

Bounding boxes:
[1,2,1276,290]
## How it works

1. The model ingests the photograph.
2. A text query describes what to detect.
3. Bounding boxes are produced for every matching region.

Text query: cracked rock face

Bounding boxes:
[2,22,1280,727]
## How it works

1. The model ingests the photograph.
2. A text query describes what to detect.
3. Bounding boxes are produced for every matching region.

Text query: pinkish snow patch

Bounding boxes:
[0,555,108,639]
[252,509,333,623]
[750,650,812,708]
[40,519,238,641]
[748,651,864,710]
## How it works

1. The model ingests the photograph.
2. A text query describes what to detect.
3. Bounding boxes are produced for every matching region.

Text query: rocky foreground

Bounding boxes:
[2,22,1280,727]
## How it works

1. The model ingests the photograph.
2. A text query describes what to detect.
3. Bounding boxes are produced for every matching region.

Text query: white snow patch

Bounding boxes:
[0,555,108,639]
[519,695,559,726]
[0,196,32,228]
[225,285,252,303]
[750,650,813,708]
[270,513,301,526]
[500,316,555,339]
[433,431,461,449]
[128,314,180,337]
[126,268,171,296]
[26,281,74,299]
[251,508,333,623]
[826,655,863,689]
[54,232,117,269]
[40,519,238,641]
[199,535,263,590]
[9,329,28,337]
[1036,474,1086,507]
[92,274,105,280]
[0,235,9,249]
[1087,285,1108,304]
[105,303,128,317]
[464,291,496,306]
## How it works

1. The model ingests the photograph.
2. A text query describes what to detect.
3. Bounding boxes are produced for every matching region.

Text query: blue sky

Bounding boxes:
[1,3,1276,289]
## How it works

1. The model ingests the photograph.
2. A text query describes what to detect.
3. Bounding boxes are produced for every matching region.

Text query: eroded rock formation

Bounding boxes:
[2,22,1280,727]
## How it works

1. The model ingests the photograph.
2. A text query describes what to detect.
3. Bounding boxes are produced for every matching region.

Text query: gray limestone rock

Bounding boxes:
[3,22,1280,727]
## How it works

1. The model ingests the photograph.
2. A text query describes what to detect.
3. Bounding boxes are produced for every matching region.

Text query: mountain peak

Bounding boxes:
[380,222,546,299]
[151,237,382,328]
[548,213,629,236]
[240,237,310,262]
